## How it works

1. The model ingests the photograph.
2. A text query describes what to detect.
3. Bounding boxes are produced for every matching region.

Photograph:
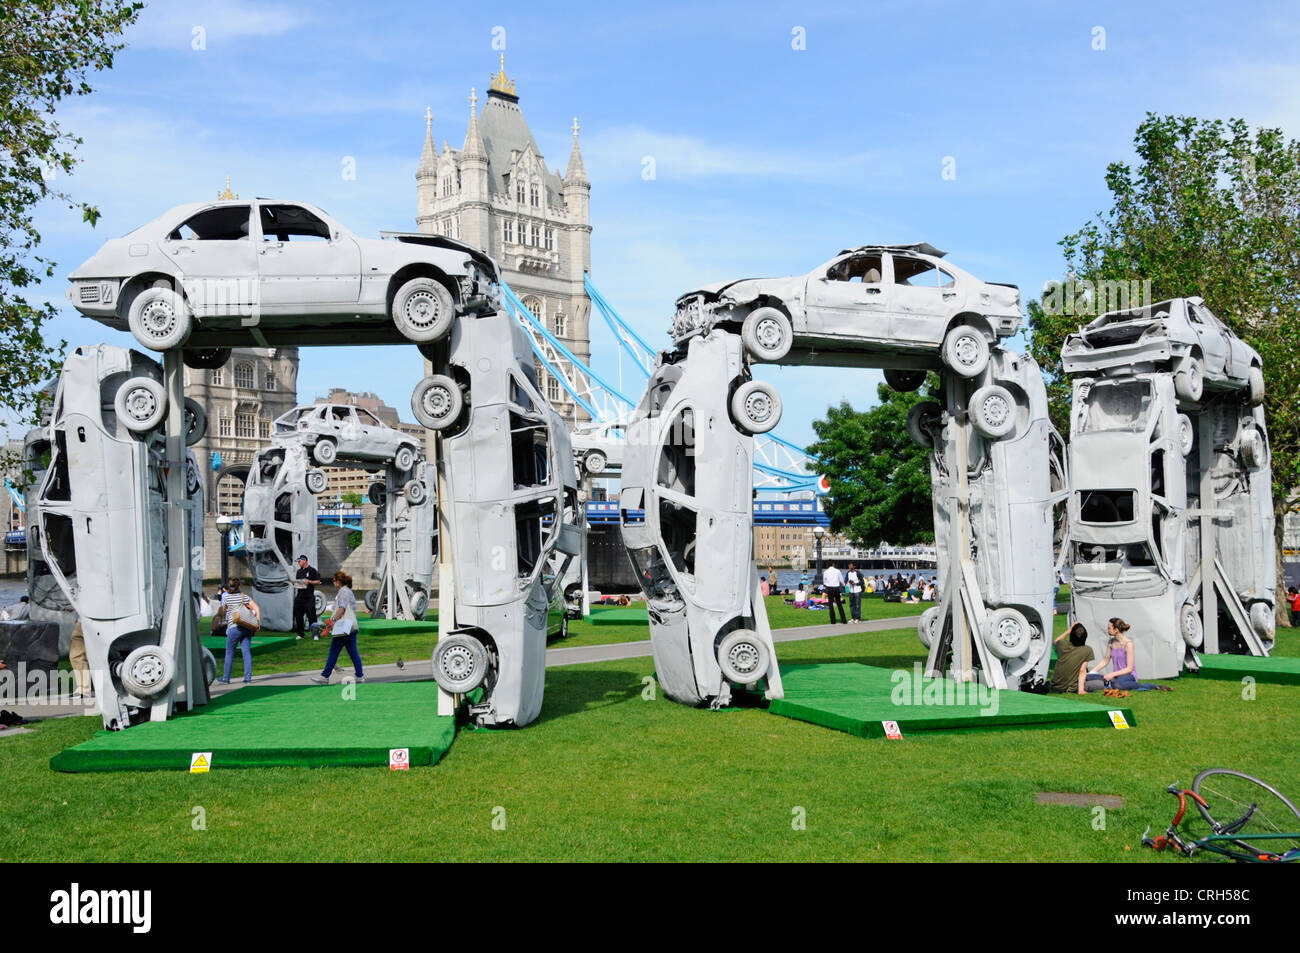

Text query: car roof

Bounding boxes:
[838,242,947,258]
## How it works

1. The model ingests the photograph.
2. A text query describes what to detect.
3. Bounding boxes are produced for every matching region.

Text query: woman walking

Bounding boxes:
[217,578,259,684]
[312,571,363,684]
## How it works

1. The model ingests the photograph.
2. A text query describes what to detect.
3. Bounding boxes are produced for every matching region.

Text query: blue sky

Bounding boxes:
[13,0,1300,450]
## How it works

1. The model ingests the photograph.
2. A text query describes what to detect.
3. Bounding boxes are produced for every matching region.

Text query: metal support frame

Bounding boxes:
[1198,413,1220,655]
[433,434,455,717]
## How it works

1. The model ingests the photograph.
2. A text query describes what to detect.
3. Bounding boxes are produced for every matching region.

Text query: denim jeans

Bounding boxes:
[322,632,363,678]
[1085,672,1138,692]
[224,628,252,681]
[848,590,862,621]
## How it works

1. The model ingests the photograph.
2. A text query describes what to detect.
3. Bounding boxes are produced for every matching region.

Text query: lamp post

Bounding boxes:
[215,514,232,587]
[813,525,826,586]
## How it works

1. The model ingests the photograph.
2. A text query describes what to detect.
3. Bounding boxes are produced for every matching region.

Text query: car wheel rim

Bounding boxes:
[405,291,442,330]
[727,641,761,676]
[129,653,166,688]
[440,646,476,681]
[981,394,1010,427]
[142,301,177,339]
[422,385,453,420]
[996,618,1022,649]
[744,392,773,422]
[954,335,980,367]
[124,387,158,422]
[756,318,783,350]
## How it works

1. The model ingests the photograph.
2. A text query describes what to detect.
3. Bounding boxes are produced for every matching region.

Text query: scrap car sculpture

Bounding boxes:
[364,461,437,621]
[1062,297,1274,678]
[31,344,212,729]
[621,331,785,707]
[418,308,581,727]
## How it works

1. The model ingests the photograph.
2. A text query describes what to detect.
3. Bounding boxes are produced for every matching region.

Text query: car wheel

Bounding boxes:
[314,591,327,617]
[127,285,192,351]
[394,445,417,473]
[884,368,926,392]
[717,629,770,684]
[201,647,217,687]
[186,456,202,496]
[412,374,465,430]
[312,439,338,465]
[905,401,942,449]
[391,277,456,343]
[1181,603,1204,648]
[941,325,989,378]
[182,347,231,370]
[364,589,380,614]
[432,634,490,694]
[305,468,328,494]
[183,397,207,446]
[114,376,167,433]
[119,645,174,699]
[367,481,387,506]
[729,380,782,434]
[1176,413,1194,456]
[741,307,793,362]
[1175,356,1204,403]
[404,479,427,505]
[1249,602,1275,643]
[968,384,1017,440]
[918,606,942,649]
[410,589,429,620]
[984,607,1031,660]
[584,450,607,475]
[1240,424,1268,469]
[1248,365,1265,406]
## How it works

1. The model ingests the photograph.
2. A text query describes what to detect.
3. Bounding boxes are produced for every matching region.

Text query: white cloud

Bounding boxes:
[127,0,306,48]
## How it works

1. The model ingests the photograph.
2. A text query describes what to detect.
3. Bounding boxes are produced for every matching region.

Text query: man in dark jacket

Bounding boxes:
[293,555,322,640]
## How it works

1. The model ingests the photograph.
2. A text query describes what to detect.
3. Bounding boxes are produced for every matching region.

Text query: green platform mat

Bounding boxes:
[358,617,439,635]
[769,664,1136,738]
[1190,653,1300,686]
[51,682,456,772]
[201,634,296,656]
[589,607,648,625]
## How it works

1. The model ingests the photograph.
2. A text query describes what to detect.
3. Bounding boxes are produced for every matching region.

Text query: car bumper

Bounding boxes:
[66,279,122,319]
[1061,337,1175,374]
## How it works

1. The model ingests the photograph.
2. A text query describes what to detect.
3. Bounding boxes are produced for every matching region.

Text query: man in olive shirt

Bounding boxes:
[1050,623,1094,694]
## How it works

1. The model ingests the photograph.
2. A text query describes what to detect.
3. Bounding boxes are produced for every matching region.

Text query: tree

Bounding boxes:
[0,0,143,443]
[341,491,363,507]
[1026,114,1300,614]
[806,376,938,547]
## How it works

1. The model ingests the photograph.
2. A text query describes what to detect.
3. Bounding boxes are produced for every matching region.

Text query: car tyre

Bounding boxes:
[201,647,217,687]
[367,482,387,506]
[1181,603,1204,649]
[394,445,417,473]
[364,589,380,615]
[741,307,793,362]
[127,285,192,351]
[391,277,456,343]
[584,450,607,475]
[941,325,989,378]
[412,374,465,430]
[314,591,327,617]
[432,634,490,694]
[1248,365,1265,406]
[918,605,942,649]
[404,479,427,505]
[884,368,926,392]
[1176,413,1194,456]
[312,439,338,465]
[305,468,328,494]
[985,607,1031,660]
[905,401,942,449]
[182,347,231,370]
[968,384,1017,440]
[1240,424,1268,469]
[729,380,782,434]
[410,589,429,621]
[1249,602,1275,644]
[183,397,207,446]
[114,376,167,433]
[1175,356,1204,403]
[717,629,770,684]
[119,645,174,699]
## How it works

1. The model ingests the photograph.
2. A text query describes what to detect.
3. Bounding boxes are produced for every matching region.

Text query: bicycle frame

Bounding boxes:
[1143,783,1300,863]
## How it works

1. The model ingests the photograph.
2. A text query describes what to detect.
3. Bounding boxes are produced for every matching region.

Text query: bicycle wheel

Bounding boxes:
[1192,768,1300,860]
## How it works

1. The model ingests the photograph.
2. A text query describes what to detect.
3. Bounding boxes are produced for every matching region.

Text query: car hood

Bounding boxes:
[379,231,499,279]
[676,275,804,304]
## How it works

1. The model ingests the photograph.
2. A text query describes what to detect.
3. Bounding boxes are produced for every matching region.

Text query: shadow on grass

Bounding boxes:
[537,667,645,723]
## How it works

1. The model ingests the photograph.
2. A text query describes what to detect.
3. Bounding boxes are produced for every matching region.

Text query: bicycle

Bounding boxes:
[1142,768,1300,863]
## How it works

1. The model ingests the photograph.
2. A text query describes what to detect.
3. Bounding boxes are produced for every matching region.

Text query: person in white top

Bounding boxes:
[821,565,847,624]
[845,563,864,622]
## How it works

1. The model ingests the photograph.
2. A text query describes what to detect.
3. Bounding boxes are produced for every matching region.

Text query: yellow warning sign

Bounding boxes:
[190,752,212,773]
[1107,710,1130,730]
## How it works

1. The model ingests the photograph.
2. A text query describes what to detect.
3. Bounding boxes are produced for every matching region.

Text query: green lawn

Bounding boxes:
[3,625,1295,862]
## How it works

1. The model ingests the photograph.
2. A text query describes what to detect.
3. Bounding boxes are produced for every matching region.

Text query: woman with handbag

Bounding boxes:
[311,571,364,684]
[216,577,260,684]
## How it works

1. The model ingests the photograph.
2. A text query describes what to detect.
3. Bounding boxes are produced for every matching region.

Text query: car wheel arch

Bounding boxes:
[386,264,457,314]
[944,312,996,342]
[117,271,183,319]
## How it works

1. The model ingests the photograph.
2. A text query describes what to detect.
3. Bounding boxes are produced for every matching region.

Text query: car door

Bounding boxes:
[256,203,362,311]
[164,204,258,317]
[803,252,890,337]
[887,253,959,348]
[1187,300,1228,379]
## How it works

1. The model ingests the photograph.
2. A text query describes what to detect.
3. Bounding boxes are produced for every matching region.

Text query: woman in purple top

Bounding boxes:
[1085,618,1139,691]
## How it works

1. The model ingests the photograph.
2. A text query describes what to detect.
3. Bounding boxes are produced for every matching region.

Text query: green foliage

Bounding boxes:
[806,375,938,547]
[347,529,363,549]
[1027,114,1300,521]
[341,491,363,507]
[0,0,143,436]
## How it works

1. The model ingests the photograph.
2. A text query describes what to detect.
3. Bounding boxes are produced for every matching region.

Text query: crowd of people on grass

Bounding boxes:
[762,566,939,624]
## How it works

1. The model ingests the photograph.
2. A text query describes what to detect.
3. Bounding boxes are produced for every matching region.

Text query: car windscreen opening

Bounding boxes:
[1078,489,1136,523]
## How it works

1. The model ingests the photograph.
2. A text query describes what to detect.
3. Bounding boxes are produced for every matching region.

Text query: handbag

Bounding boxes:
[227,598,260,635]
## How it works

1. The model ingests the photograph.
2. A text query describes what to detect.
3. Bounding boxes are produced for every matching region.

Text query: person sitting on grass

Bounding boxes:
[1085,618,1142,692]
[1049,622,1094,694]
